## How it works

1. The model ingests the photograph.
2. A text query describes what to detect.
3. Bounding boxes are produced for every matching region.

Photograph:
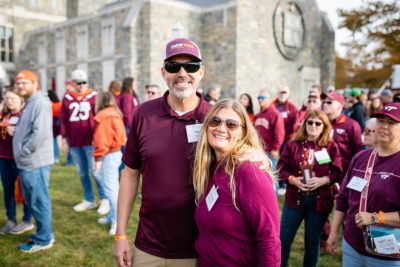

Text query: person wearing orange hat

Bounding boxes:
[12,70,55,252]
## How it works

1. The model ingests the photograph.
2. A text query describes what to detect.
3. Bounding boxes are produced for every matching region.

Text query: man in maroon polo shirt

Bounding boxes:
[254,89,285,169]
[114,38,211,267]
[321,92,363,174]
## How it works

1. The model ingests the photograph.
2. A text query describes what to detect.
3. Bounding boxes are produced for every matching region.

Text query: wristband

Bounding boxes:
[379,211,385,225]
[288,176,296,185]
[115,235,128,241]
[371,212,377,224]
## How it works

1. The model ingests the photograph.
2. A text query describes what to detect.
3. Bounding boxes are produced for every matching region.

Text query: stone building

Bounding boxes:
[19,0,335,105]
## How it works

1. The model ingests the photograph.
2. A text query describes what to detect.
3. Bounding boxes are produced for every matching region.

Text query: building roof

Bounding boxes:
[176,0,232,7]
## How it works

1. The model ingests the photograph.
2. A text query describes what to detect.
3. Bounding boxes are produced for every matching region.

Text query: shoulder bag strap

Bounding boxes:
[359,149,378,212]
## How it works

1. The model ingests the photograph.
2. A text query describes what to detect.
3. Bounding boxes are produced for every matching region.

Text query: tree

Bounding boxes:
[336,0,400,88]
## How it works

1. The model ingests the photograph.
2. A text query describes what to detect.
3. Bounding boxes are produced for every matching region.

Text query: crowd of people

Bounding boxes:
[0,37,399,267]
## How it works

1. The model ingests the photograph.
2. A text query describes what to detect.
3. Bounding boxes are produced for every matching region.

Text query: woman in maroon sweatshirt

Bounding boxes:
[120,77,139,131]
[193,99,280,267]
[278,110,342,267]
[327,103,400,266]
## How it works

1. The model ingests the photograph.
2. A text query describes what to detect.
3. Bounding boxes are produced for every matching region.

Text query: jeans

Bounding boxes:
[53,137,59,162]
[342,238,400,267]
[0,158,32,222]
[19,166,53,245]
[280,196,329,267]
[95,151,121,225]
[70,146,106,202]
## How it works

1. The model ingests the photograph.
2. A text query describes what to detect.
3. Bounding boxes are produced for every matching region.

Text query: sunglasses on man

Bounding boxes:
[164,62,201,73]
[76,81,87,86]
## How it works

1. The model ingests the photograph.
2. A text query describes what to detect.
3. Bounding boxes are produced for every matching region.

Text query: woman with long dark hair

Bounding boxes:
[120,77,139,132]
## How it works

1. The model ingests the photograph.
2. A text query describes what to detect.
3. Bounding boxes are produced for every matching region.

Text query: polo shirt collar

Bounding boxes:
[159,90,209,121]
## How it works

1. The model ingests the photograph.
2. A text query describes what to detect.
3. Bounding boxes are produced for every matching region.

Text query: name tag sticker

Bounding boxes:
[8,116,19,125]
[346,176,368,192]
[281,111,288,119]
[314,149,332,164]
[206,185,219,212]
[80,101,91,111]
[186,124,203,143]
[330,129,334,138]
[374,234,400,255]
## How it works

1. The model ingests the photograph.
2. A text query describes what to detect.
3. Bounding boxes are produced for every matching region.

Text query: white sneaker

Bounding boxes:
[109,224,116,236]
[98,216,110,225]
[97,199,110,215]
[73,200,97,212]
[277,188,286,196]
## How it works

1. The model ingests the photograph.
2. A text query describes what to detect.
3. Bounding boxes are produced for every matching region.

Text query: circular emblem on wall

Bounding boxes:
[273,0,306,60]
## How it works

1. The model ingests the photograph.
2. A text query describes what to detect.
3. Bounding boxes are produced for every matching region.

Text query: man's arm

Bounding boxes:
[114,166,140,267]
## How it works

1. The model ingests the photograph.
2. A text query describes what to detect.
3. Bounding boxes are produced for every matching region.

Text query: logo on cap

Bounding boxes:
[384,106,397,111]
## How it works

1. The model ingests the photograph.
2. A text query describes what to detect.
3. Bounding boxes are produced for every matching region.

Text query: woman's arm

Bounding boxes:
[326,210,346,255]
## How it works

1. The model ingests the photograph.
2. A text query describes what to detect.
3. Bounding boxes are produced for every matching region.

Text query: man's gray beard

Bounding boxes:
[170,88,194,100]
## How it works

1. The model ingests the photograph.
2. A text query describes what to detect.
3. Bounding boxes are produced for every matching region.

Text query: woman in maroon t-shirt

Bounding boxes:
[193,99,280,267]
[327,103,400,266]
[0,87,33,235]
[278,110,343,267]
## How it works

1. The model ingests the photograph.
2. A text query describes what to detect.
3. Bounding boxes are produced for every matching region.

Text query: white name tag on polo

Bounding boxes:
[281,111,288,119]
[347,176,368,192]
[186,124,203,143]
[314,149,331,164]
[374,234,400,254]
[206,185,219,212]
[8,116,19,125]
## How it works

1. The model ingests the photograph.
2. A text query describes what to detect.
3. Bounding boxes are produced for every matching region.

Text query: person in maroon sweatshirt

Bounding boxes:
[278,109,342,267]
[321,92,363,173]
[273,85,298,143]
[254,89,285,171]
[60,69,108,214]
[193,99,280,267]
[327,103,400,266]
[119,77,139,132]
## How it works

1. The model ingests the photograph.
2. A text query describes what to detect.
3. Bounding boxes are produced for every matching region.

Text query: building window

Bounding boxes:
[101,18,115,57]
[52,0,61,12]
[0,25,13,63]
[30,0,40,8]
[76,25,88,60]
[38,36,47,65]
[55,29,65,63]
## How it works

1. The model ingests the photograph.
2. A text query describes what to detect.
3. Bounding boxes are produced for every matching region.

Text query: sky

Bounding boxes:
[315,0,365,56]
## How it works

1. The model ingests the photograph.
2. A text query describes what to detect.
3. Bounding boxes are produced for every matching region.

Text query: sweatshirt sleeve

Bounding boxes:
[351,122,363,157]
[237,163,281,267]
[277,141,294,181]
[328,142,343,184]
[93,119,112,160]
[272,113,285,152]
[120,94,133,129]
[60,98,68,138]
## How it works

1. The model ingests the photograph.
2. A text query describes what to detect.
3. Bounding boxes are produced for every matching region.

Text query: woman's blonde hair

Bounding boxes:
[193,99,269,209]
[293,109,332,147]
[95,91,119,114]
[3,86,24,114]
[108,80,121,94]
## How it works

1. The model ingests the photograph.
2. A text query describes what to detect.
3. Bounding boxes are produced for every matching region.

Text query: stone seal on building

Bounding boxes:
[273,0,306,60]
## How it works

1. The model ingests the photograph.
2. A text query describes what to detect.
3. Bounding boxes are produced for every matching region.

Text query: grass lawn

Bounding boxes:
[0,161,343,266]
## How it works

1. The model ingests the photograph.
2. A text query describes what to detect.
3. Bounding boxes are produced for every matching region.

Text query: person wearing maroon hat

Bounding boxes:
[321,92,363,173]
[294,91,321,132]
[114,38,210,267]
[278,110,342,267]
[327,103,400,266]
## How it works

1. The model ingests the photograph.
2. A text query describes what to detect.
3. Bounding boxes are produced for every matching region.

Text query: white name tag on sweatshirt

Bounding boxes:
[206,185,219,212]
[347,176,368,192]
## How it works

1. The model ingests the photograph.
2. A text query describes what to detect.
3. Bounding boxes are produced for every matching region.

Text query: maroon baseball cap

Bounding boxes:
[164,38,202,62]
[371,103,400,122]
[321,92,345,105]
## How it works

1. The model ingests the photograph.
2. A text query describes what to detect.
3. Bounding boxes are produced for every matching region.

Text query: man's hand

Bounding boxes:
[62,138,69,156]
[239,148,271,171]
[114,239,132,267]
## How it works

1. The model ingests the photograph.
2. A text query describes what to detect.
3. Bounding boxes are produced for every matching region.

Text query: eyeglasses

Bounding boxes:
[323,100,333,105]
[364,128,376,136]
[306,120,323,127]
[76,82,87,86]
[209,116,244,130]
[164,62,201,73]
[257,96,269,100]
[308,99,317,104]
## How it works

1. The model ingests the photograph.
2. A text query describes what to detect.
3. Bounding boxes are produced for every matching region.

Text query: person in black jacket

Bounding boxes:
[348,88,367,131]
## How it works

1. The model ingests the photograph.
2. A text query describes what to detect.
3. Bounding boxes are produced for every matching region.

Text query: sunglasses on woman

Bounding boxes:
[164,62,201,73]
[306,120,323,127]
[209,116,243,130]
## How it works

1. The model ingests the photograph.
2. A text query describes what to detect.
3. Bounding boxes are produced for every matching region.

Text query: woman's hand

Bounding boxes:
[6,125,15,136]
[291,177,309,191]
[355,212,374,228]
[307,177,329,191]
[326,231,339,255]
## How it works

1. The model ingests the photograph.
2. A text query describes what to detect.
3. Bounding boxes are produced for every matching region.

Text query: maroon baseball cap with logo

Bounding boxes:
[371,103,400,122]
[321,92,345,106]
[164,38,202,62]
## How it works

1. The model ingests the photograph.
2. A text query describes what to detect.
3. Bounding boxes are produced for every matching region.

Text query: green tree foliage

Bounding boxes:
[336,0,400,88]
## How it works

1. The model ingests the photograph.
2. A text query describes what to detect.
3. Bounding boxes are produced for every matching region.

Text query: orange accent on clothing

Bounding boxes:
[248,113,255,123]
[51,102,62,117]
[113,92,121,96]
[93,107,127,159]
[69,88,94,100]
[335,114,347,124]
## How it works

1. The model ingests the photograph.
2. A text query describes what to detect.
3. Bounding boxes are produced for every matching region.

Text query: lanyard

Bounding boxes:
[359,149,378,212]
